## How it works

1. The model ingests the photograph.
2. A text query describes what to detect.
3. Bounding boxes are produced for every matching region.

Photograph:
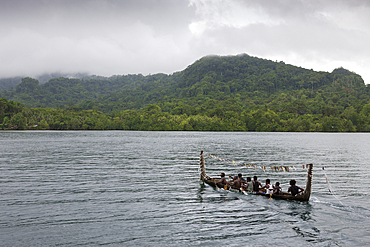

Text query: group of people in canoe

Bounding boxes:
[214,172,304,196]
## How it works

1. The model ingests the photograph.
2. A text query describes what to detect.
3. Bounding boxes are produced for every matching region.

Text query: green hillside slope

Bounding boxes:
[1,54,370,131]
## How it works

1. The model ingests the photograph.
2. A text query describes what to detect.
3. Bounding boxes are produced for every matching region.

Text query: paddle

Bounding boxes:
[225,175,231,190]
[241,187,248,195]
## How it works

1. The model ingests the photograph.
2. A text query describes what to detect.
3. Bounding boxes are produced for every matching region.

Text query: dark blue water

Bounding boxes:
[0,131,369,246]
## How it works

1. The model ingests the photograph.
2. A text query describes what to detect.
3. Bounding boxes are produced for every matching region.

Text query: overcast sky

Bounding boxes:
[1,0,370,83]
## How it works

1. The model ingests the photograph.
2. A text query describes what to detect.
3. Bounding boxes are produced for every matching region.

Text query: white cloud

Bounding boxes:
[188,0,283,36]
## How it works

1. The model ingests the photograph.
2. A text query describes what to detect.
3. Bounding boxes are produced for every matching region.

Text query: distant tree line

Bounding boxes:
[2,98,370,132]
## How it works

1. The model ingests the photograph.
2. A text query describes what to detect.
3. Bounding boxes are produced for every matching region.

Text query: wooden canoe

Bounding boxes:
[199,150,313,202]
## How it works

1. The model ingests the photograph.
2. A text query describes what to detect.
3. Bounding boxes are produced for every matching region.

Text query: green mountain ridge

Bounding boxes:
[0,54,366,110]
[1,54,370,131]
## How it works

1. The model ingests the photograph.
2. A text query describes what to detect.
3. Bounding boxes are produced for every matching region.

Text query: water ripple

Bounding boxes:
[1,131,369,246]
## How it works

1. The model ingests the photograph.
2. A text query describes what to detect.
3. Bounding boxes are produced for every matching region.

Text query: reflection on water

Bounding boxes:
[286,202,313,221]
[0,131,370,246]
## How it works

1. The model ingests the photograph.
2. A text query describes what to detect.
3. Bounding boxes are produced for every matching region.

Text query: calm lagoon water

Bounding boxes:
[0,131,369,246]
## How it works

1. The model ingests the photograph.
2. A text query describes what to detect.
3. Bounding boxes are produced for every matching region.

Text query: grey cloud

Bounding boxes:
[0,0,196,77]
[0,0,369,83]
[0,0,195,36]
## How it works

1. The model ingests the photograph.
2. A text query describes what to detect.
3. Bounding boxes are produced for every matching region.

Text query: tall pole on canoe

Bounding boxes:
[305,163,313,198]
[199,150,209,181]
[297,163,313,202]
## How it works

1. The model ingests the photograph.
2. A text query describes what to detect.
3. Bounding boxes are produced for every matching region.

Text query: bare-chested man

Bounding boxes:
[215,172,227,188]
[229,175,241,190]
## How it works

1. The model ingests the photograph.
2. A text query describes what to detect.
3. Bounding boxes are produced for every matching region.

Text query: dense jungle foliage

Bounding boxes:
[1,54,370,131]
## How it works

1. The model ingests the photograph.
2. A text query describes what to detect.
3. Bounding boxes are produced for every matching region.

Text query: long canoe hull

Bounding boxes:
[199,150,313,202]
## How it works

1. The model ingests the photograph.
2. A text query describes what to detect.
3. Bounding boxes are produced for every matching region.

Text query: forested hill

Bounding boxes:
[0,72,89,91]
[2,54,370,131]
[178,55,365,92]
[0,54,367,110]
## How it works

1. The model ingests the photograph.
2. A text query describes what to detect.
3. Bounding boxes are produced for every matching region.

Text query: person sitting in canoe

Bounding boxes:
[262,179,274,194]
[228,175,241,190]
[273,182,282,195]
[245,177,253,192]
[238,173,247,190]
[238,173,246,183]
[288,179,304,196]
[252,176,262,192]
[215,172,227,188]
